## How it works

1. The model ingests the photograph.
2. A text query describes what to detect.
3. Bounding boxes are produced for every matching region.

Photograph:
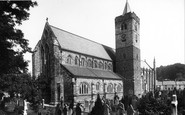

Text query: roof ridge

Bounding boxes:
[49,24,113,49]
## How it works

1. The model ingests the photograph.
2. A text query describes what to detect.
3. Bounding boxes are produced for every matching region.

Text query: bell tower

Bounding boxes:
[115,1,142,96]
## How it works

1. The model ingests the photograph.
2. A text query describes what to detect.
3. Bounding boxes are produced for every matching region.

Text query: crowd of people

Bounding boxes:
[54,93,140,115]
[45,88,185,115]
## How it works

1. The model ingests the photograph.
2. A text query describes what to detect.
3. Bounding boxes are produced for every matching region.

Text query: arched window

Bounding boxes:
[79,82,89,94]
[41,46,45,72]
[108,63,112,70]
[45,44,50,77]
[107,83,113,93]
[136,54,139,60]
[81,58,85,66]
[124,23,127,30]
[94,60,98,68]
[134,23,137,31]
[75,56,79,65]
[117,84,122,92]
[135,34,138,43]
[96,82,100,91]
[87,59,92,67]
[99,61,104,69]
[121,23,127,30]
[66,55,72,64]
[121,24,124,30]
[105,62,108,70]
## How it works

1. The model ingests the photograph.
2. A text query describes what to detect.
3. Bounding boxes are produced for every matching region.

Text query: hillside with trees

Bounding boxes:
[156,63,185,81]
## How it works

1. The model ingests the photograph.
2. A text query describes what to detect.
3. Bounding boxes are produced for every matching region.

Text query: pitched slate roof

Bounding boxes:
[63,65,122,80]
[50,25,112,61]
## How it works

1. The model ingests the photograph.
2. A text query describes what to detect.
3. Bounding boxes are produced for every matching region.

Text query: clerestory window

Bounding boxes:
[66,55,72,64]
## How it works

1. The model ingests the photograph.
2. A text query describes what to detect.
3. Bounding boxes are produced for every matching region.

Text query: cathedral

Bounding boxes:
[32,1,143,107]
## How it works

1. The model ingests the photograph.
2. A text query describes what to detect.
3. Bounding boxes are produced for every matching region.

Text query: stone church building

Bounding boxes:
[32,1,142,106]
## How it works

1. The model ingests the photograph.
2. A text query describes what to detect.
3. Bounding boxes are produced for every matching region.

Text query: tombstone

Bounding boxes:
[23,100,28,115]
[42,99,45,108]
[171,94,178,115]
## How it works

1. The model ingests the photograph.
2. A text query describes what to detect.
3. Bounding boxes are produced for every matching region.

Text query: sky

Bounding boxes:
[19,0,184,73]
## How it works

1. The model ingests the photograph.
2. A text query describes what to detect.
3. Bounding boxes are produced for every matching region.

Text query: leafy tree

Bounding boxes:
[0,1,37,110]
[36,74,51,104]
[90,94,104,115]
[137,92,171,115]
[0,74,29,98]
[28,76,42,112]
[0,1,37,74]
[0,73,41,111]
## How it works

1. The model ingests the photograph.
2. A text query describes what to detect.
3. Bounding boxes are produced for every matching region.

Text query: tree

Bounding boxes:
[137,92,171,115]
[0,73,42,112]
[37,74,51,104]
[90,94,104,115]
[0,1,38,110]
[156,63,185,80]
[0,1,37,74]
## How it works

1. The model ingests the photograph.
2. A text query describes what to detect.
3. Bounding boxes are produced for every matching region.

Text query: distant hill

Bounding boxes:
[156,63,185,81]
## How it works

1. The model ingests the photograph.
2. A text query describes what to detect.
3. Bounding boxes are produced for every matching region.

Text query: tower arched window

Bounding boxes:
[117,84,122,92]
[124,23,127,30]
[135,34,138,43]
[79,82,89,94]
[121,23,127,30]
[134,24,137,31]
[75,56,79,65]
[107,83,113,93]
[66,55,72,64]
[121,24,124,30]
